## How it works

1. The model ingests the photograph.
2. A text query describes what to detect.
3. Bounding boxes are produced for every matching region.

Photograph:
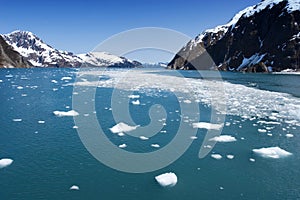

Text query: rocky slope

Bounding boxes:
[0,35,32,68]
[168,0,300,72]
[1,31,141,68]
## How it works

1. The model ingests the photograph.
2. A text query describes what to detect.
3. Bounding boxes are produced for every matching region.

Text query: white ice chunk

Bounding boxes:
[61,77,72,81]
[286,134,294,138]
[12,119,22,122]
[211,154,222,160]
[110,122,139,133]
[118,144,127,148]
[258,129,267,133]
[190,136,198,140]
[69,185,79,190]
[192,122,223,130]
[252,147,292,159]
[131,100,140,105]
[151,144,160,148]
[0,158,13,169]
[249,158,256,162]
[139,136,149,140]
[38,120,45,124]
[118,132,125,137]
[209,135,237,142]
[128,95,140,99]
[155,172,177,187]
[53,110,79,117]
[226,155,235,159]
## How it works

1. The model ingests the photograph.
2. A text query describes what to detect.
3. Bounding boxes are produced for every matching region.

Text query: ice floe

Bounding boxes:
[258,129,267,133]
[110,122,139,134]
[69,185,79,190]
[61,77,72,81]
[151,144,160,148]
[128,95,140,99]
[38,120,45,124]
[209,135,237,142]
[139,136,149,140]
[118,144,127,148]
[286,134,294,138]
[249,158,256,162]
[192,122,223,130]
[252,147,292,159]
[155,172,177,187]
[12,118,22,122]
[226,155,235,159]
[53,110,79,117]
[131,100,140,105]
[0,158,13,169]
[211,154,222,160]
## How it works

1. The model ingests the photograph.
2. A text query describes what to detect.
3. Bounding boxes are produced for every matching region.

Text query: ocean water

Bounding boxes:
[0,68,299,200]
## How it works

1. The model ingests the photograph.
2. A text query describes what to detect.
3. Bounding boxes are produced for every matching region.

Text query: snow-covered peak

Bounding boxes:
[190,0,300,48]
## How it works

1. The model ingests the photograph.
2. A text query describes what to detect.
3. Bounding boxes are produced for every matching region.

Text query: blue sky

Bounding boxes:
[1,0,259,62]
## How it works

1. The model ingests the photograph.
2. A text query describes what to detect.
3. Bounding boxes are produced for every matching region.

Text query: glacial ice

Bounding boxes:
[252,147,292,159]
[0,158,13,169]
[69,185,79,190]
[109,122,139,133]
[53,110,79,117]
[118,144,127,148]
[155,172,178,187]
[192,122,223,130]
[211,154,222,160]
[139,136,149,140]
[209,135,237,142]
[131,100,140,105]
[12,119,22,122]
[151,144,160,148]
[226,155,235,159]
[286,133,294,138]
[128,95,140,99]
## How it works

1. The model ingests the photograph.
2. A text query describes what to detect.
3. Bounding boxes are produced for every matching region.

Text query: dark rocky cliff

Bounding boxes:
[168,0,300,72]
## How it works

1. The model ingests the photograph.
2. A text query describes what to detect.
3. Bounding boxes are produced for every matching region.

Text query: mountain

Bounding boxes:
[0,35,32,68]
[1,31,141,68]
[168,0,300,72]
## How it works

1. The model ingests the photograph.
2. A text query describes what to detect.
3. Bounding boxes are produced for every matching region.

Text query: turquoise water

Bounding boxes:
[0,68,299,199]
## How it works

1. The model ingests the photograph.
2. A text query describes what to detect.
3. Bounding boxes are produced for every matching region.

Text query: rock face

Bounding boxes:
[0,35,32,68]
[168,0,300,72]
[1,31,141,68]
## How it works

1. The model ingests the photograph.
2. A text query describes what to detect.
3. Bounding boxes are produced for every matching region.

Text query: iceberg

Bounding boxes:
[155,172,177,187]
[286,134,294,138]
[209,135,237,142]
[252,147,292,159]
[211,154,222,160]
[128,94,140,99]
[226,155,235,159]
[192,122,223,130]
[131,100,140,105]
[53,110,79,117]
[151,144,160,148]
[69,185,79,190]
[110,122,139,134]
[139,136,149,140]
[0,158,13,169]
[118,144,127,148]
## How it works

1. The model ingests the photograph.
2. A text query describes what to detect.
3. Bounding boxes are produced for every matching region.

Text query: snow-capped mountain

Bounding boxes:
[1,31,141,68]
[168,0,300,72]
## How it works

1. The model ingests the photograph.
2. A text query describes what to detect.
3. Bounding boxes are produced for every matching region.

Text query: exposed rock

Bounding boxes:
[168,0,300,72]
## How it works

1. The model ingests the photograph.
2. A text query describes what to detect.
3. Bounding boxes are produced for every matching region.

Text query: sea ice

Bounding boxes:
[151,144,160,148]
[0,158,13,169]
[258,129,267,133]
[12,119,22,122]
[128,94,140,99]
[69,185,79,190]
[286,134,294,138]
[190,136,198,140]
[139,136,149,140]
[192,122,223,130]
[155,172,177,187]
[252,147,292,159]
[38,120,45,124]
[118,132,125,137]
[131,100,140,105]
[226,155,235,159]
[249,158,255,162]
[118,144,127,148]
[53,110,79,117]
[61,77,72,81]
[209,135,237,142]
[110,122,139,133]
[211,154,222,160]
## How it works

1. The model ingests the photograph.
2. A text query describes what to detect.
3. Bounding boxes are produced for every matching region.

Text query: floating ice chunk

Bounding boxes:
[226,155,235,159]
[61,77,72,81]
[192,122,223,130]
[118,132,125,137]
[12,119,22,122]
[151,144,160,148]
[249,158,255,162]
[209,135,237,142]
[0,158,13,169]
[128,95,140,99]
[51,80,58,83]
[118,144,127,148]
[139,136,149,140]
[190,136,198,140]
[73,126,78,129]
[211,154,222,160]
[258,129,267,133]
[69,185,79,190]
[17,86,23,90]
[53,110,79,117]
[183,99,192,104]
[286,134,294,138]
[131,100,140,105]
[252,147,292,159]
[38,120,45,124]
[155,172,177,187]
[110,122,139,133]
